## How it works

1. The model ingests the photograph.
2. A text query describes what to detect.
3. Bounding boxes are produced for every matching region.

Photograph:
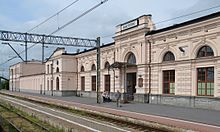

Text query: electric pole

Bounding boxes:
[96,37,101,103]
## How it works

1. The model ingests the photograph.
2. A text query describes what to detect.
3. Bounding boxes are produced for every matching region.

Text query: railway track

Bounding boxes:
[0,93,171,132]
[0,103,51,132]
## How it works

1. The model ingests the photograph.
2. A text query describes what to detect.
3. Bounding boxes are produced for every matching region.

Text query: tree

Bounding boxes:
[1,81,9,90]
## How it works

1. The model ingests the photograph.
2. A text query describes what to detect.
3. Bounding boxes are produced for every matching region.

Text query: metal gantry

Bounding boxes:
[0,30,97,47]
[0,30,101,103]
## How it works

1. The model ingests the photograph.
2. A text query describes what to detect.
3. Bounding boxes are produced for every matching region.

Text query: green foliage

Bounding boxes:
[1,81,9,90]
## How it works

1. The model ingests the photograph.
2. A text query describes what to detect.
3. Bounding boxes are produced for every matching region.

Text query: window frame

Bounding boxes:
[56,77,59,91]
[104,62,110,69]
[56,67,59,73]
[163,51,175,62]
[197,67,214,96]
[91,64,96,71]
[81,66,85,72]
[127,53,136,64]
[91,76,96,91]
[196,46,214,58]
[81,76,85,91]
[163,70,175,95]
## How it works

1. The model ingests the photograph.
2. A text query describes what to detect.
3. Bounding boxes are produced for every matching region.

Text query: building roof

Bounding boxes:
[146,11,220,36]
[117,14,152,27]
[62,42,115,56]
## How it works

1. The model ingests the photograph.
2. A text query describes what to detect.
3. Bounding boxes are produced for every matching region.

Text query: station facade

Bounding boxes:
[9,12,220,109]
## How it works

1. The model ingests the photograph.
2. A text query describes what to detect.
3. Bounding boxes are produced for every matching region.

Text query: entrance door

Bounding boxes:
[126,73,136,100]
[104,75,110,92]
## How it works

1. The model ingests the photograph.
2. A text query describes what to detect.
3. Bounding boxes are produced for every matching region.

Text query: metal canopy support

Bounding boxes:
[96,37,101,103]
[0,30,97,47]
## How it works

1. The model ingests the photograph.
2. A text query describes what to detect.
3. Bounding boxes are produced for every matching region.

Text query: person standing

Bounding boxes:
[106,91,111,102]
[116,90,121,107]
[102,91,107,103]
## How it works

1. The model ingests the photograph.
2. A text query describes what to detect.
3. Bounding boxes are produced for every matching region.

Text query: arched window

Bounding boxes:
[127,53,136,64]
[91,64,96,71]
[81,66,85,72]
[56,67,59,73]
[104,61,110,69]
[163,51,175,62]
[197,46,214,58]
[56,77,59,91]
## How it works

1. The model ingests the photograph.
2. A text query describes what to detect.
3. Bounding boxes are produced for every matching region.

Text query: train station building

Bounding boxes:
[9,12,220,109]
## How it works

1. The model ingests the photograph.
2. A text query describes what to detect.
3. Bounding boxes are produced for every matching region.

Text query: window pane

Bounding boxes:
[211,83,214,89]
[127,53,136,64]
[163,83,169,94]
[207,46,214,56]
[202,90,205,95]
[202,83,206,89]
[207,68,214,81]
[198,83,202,89]
[198,89,201,95]
[197,46,214,58]
[163,52,175,61]
[207,83,211,89]
[211,90,214,95]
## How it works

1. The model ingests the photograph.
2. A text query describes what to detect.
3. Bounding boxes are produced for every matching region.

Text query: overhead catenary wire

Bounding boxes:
[1,1,219,66]
[0,0,109,66]
[27,0,80,33]
[154,4,220,25]
[0,0,80,66]
[100,4,220,39]
[51,0,108,35]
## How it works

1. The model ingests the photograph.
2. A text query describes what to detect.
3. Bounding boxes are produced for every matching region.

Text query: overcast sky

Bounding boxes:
[0,0,220,77]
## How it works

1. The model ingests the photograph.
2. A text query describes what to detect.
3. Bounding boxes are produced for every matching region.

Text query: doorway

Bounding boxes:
[126,73,136,100]
[104,75,110,92]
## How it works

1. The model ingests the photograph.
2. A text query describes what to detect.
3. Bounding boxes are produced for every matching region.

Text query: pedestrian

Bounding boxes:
[115,90,121,107]
[102,91,107,103]
[106,91,111,102]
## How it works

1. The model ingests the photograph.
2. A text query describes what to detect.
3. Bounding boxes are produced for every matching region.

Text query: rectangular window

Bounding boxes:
[163,70,175,94]
[50,64,53,74]
[104,75,110,92]
[197,67,214,96]
[50,80,53,91]
[47,80,49,91]
[47,65,49,74]
[81,77,85,91]
[91,76,96,91]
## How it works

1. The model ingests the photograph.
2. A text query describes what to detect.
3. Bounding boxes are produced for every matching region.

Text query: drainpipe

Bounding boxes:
[76,57,78,96]
[51,60,54,96]
[147,39,152,103]
[113,51,116,93]
[43,72,45,95]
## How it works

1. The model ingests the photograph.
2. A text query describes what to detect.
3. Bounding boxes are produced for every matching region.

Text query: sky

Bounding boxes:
[0,0,220,77]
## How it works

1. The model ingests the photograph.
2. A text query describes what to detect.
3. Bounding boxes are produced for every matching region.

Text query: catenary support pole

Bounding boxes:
[25,33,28,63]
[96,37,101,103]
[42,35,45,63]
